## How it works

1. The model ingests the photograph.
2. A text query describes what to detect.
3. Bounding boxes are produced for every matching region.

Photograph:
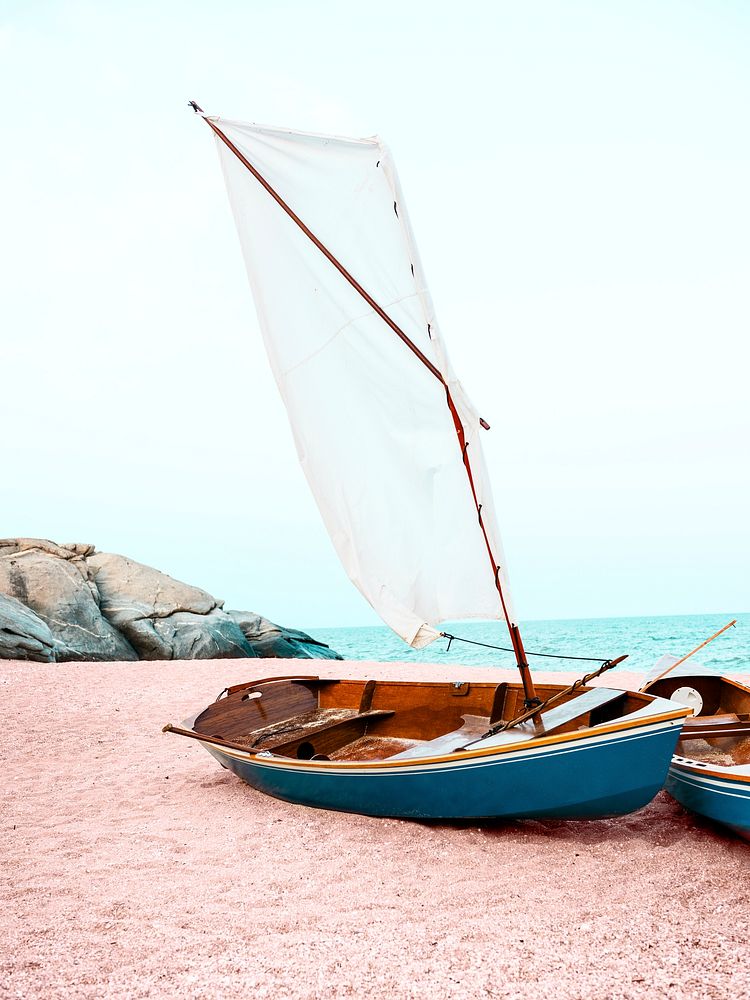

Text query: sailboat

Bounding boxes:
[163,106,689,820]
[642,622,750,840]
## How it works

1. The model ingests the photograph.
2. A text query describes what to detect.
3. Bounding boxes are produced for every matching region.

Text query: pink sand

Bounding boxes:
[2,657,749,999]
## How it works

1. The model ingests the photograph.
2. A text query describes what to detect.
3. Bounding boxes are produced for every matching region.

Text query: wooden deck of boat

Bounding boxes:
[644,673,750,768]
[190,675,646,764]
[229,706,396,759]
[645,672,750,717]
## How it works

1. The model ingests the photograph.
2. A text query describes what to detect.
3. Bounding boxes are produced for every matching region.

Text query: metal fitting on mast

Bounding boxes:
[510,623,540,709]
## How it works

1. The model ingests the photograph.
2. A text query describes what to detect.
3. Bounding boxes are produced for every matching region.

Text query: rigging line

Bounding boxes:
[472,655,628,740]
[440,632,610,663]
[202,114,518,639]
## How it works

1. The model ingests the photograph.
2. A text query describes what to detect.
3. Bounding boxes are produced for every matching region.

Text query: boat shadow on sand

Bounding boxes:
[417,792,746,849]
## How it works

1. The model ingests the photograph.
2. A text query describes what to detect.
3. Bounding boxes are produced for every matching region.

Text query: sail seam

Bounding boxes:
[206,117,515,636]
[280,292,422,378]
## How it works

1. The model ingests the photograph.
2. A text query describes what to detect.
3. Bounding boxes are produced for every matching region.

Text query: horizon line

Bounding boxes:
[302,609,748,632]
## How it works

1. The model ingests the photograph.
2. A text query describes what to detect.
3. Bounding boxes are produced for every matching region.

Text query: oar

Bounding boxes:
[643,619,737,688]
[163,724,259,755]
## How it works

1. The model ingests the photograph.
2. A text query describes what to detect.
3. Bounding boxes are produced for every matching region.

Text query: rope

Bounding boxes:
[474,656,625,740]
[440,631,610,663]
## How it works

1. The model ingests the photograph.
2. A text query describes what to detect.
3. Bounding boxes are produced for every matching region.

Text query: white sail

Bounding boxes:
[210,116,517,647]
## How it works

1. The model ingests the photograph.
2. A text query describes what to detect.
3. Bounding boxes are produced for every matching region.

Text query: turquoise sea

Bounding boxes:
[313,612,748,676]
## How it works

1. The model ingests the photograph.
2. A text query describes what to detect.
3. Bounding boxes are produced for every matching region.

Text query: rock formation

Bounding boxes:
[0,593,56,662]
[228,611,341,660]
[86,551,254,661]
[0,538,342,662]
[0,539,137,661]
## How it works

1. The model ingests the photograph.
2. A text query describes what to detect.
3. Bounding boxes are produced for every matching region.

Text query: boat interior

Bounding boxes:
[644,673,750,767]
[189,675,664,763]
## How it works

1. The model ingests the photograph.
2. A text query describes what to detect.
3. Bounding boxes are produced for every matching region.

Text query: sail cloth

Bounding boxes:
[210,116,517,647]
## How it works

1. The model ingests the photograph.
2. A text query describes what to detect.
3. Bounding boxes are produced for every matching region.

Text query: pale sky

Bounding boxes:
[2,0,748,628]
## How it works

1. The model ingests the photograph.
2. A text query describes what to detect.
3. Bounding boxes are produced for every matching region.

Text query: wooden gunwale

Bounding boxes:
[670,759,750,785]
[192,676,640,747]
[181,705,687,769]
[222,675,333,696]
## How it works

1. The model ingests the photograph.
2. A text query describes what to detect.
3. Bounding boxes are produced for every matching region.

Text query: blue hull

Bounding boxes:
[207,721,681,820]
[666,761,750,840]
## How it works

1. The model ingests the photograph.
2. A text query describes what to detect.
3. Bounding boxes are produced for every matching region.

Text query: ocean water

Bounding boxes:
[313,612,748,676]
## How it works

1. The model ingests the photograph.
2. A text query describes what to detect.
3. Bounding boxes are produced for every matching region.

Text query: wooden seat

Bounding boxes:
[263,708,395,758]
[683,712,739,729]
[534,687,626,736]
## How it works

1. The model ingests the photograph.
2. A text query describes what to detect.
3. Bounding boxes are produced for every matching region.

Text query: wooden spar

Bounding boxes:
[202,118,445,382]
[644,619,737,688]
[197,108,537,702]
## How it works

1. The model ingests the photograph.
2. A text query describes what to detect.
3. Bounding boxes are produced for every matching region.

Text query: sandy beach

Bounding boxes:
[2,657,749,1000]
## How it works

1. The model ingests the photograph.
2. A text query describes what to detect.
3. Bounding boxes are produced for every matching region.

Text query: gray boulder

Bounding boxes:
[0,538,342,662]
[0,539,137,661]
[87,552,256,660]
[0,593,56,662]
[228,610,342,660]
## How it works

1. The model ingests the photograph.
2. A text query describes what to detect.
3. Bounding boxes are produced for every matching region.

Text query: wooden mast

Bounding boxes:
[193,105,538,705]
